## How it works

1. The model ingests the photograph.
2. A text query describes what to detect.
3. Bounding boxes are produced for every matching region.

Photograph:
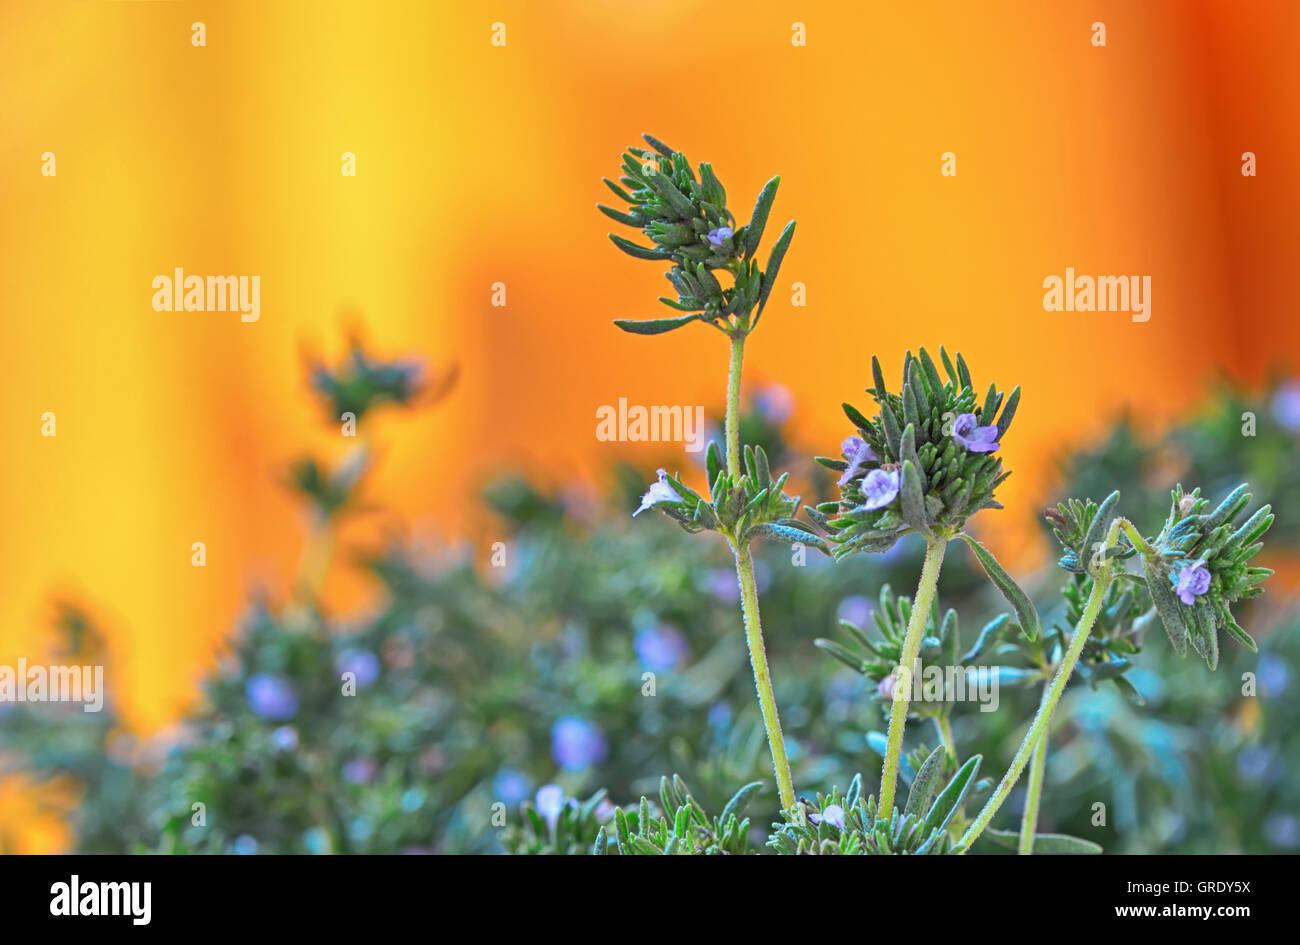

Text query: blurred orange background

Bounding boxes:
[2,0,1297,762]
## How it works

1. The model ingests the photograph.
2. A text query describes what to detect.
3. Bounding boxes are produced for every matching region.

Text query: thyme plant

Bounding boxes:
[605,134,1276,853]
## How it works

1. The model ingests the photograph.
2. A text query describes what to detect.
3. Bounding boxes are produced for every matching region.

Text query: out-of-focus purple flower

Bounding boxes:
[878,674,898,700]
[707,701,732,730]
[303,827,331,855]
[635,624,690,672]
[493,769,531,807]
[232,835,258,855]
[270,725,299,752]
[245,674,299,721]
[595,798,617,821]
[809,804,846,830]
[838,436,878,487]
[1271,381,1300,433]
[703,569,740,604]
[1237,745,1274,783]
[706,226,734,249]
[634,468,681,517]
[1174,561,1211,606]
[836,595,873,628]
[551,716,608,771]
[1258,654,1290,700]
[755,384,795,424]
[1265,813,1300,849]
[336,648,381,688]
[952,413,1000,453]
[856,468,900,511]
[343,757,378,785]
[535,784,565,829]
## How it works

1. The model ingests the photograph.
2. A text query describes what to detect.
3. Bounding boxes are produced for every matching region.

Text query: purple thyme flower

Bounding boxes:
[535,784,565,829]
[335,648,381,688]
[878,674,898,700]
[342,757,378,785]
[245,673,299,721]
[633,468,682,517]
[706,226,734,249]
[270,725,299,752]
[755,384,795,424]
[809,804,846,830]
[635,624,690,672]
[836,594,873,628]
[551,716,608,771]
[1174,561,1211,606]
[856,467,900,511]
[1271,381,1300,433]
[838,436,878,486]
[952,413,1000,453]
[493,769,531,807]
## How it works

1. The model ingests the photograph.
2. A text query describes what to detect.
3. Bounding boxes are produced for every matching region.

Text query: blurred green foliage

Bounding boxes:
[1,378,1296,854]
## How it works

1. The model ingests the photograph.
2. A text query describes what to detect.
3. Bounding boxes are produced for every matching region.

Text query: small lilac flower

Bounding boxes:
[535,784,565,829]
[707,701,732,730]
[755,384,795,424]
[703,568,740,604]
[1265,813,1300,849]
[1174,561,1211,606]
[838,436,878,486]
[551,716,608,771]
[633,468,681,517]
[336,648,381,689]
[856,467,900,511]
[816,804,846,830]
[952,413,1000,453]
[635,624,690,672]
[245,673,299,721]
[595,798,617,821]
[1271,381,1300,433]
[706,226,733,249]
[343,757,377,785]
[232,835,258,855]
[836,595,873,628]
[270,725,299,752]
[878,674,897,700]
[493,769,531,807]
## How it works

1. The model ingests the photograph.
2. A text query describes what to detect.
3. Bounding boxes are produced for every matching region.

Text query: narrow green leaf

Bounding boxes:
[904,746,947,821]
[744,176,781,258]
[956,534,1040,641]
[755,220,795,319]
[613,315,698,335]
[609,233,672,260]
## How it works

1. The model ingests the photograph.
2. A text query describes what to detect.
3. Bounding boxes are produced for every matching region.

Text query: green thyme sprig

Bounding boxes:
[813,347,1020,556]
[601,134,794,338]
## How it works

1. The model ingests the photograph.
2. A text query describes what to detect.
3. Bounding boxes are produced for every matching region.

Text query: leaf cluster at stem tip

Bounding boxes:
[601,133,794,339]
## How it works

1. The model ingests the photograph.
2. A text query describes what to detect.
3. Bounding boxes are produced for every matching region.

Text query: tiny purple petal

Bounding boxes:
[856,467,900,511]
[706,226,734,249]
[820,804,846,830]
[634,468,682,517]
[1271,381,1300,433]
[878,674,897,700]
[245,673,299,721]
[551,716,608,771]
[635,624,690,672]
[535,784,565,829]
[837,436,879,486]
[952,413,1000,453]
[1174,561,1211,606]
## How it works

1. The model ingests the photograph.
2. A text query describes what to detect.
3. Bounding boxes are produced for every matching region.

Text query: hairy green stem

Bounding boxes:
[958,519,1123,851]
[721,329,794,810]
[733,540,796,810]
[879,535,947,813]
[725,333,745,478]
[1018,730,1049,854]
